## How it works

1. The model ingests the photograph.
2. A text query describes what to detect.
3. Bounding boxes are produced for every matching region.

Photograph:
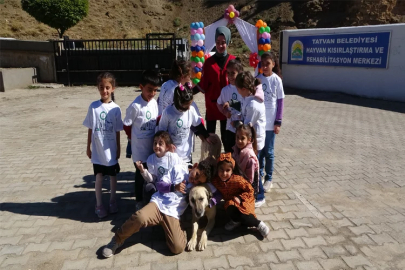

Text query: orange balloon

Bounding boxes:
[192,51,197,57]
[255,20,264,28]
[263,44,270,51]
[259,68,263,74]
[258,45,264,51]
[263,22,267,27]
[268,44,272,51]
[196,72,202,79]
[197,51,204,58]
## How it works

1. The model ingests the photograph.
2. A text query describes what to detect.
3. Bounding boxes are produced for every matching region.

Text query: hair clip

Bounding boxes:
[186,82,192,89]
[179,84,185,91]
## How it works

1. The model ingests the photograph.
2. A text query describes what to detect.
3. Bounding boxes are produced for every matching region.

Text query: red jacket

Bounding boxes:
[199,54,236,121]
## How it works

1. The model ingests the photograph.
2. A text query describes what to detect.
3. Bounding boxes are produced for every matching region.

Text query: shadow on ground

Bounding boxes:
[285,87,405,114]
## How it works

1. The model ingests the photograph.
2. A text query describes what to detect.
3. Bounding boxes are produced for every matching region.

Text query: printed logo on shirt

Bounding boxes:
[232,93,237,100]
[100,111,107,120]
[158,166,165,176]
[176,119,183,128]
[146,111,151,120]
[263,84,267,91]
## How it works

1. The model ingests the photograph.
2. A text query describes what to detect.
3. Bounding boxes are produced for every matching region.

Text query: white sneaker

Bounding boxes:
[263,181,273,193]
[257,221,270,237]
[102,237,123,258]
[255,199,266,208]
[224,220,241,231]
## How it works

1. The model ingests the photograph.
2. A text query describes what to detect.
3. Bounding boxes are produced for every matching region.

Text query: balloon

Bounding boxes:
[255,20,264,28]
[195,34,201,40]
[197,28,203,34]
[190,22,196,28]
[204,54,209,60]
[265,26,271,33]
[197,51,204,58]
[263,22,267,27]
[197,40,204,46]
[192,78,200,84]
[191,40,197,46]
[268,44,272,51]
[190,56,195,62]
[225,12,230,19]
[201,34,205,40]
[258,50,264,56]
[196,72,202,79]
[259,68,262,74]
[229,12,235,19]
[259,27,265,34]
[191,62,196,68]
[235,11,239,17]
[259,38,265,44]
[201,45,205,52]
[193,67,200,73]
[201,57,205,63]
[264,38,270,44]
[192,51,197,57]
[194,57,201,63]
[197,62,203,68]
[199,22,204,28]
[195,46,201,52]
[228,5,235,12]
[190,46,195,52]
[261,32,269,39]
[258,45,264,51]
[263,44,270,51]
[258,62,261,68]
[190,29,197,35]
[191,35,196,41]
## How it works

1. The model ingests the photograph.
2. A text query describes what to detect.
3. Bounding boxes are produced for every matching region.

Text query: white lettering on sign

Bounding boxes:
[336,36,378,44]
[312,38,335,44]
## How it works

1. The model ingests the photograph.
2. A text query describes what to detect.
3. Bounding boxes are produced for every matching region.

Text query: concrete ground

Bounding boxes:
[0,86,405,270]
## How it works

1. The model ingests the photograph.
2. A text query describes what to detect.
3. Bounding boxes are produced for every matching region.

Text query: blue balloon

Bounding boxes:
[201,34,205,40]
[195,46,201,52]
[195,34,201,40]
[193,67,200,73]
[191,22,196,29]
[190,46,196,52]
[265,38,270,44]
[259,38,266,44]
[201,45,205,52]
[199,22,204,28]
[258,62,262,68]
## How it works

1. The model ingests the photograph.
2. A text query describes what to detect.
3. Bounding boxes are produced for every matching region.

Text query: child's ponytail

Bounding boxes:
[235,71,261,95]
[173,82,193,111]
[236,123,258,155]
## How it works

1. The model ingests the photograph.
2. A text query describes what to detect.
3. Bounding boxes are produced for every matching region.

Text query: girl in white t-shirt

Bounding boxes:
[158,60,192,115]
[83,72,124,219]
[217,59,244,153]
[158,83,217,163]
[256,52,285,193]
[135,131,184,205]
[235,71,267,208]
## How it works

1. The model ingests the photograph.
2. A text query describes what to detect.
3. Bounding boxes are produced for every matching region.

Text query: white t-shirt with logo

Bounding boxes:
[257,73,285,131]
[123,95,158,163]
[158,79,178,115]
[158,104,201,162]
[146,152,184,182]
[83,100,124,166]
[241,97,266,151]
[217,84,243,133]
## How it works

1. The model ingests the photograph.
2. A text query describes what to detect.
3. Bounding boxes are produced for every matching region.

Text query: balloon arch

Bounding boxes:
[189,5,271,84]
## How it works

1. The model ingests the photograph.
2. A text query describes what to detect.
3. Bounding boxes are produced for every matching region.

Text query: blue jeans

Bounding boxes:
[256,150,265,202]
[258,131,276,182]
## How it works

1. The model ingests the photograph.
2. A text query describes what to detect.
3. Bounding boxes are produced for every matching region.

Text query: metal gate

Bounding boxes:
[53,34,188,86]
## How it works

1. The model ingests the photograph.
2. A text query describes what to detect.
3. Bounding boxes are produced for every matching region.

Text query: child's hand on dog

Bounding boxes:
[175,180,187,194]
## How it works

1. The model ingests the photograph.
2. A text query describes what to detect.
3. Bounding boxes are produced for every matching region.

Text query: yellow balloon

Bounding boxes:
[229,12,235,19]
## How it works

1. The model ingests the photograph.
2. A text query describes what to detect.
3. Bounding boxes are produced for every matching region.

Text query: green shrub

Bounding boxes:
[21,0,89,38]
[173,17,181,27]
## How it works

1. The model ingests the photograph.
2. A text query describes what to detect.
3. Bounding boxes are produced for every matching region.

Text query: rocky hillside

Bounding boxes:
[1,0,404,59]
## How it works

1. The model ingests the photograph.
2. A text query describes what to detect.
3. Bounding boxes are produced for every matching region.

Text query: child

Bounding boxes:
[256,52,285,192]
[235,71,267,207]
[232,124,260,201]
[123,70,160,209]
[158,60,192,115]
[158,83,217,163]
[135,131,184,205]
[83,72,123,218]
[101,158,216,258]
[211,153,270,237]
[217,59,244,153]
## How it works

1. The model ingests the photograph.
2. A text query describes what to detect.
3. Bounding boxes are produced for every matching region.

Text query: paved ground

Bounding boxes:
[0,86,405,270]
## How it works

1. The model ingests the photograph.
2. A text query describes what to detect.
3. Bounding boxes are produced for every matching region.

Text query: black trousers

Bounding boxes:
[134,162,148,202]
[223,130,236,153]
[226,205,260,227]
[206,119,227,150]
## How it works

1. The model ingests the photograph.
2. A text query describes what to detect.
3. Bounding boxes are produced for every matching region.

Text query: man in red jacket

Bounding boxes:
[194,26,235,149]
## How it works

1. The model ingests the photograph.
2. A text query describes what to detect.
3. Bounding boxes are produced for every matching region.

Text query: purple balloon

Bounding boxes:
[197,28,203,34]
[197,40,204,47]
[235,10,240,17]
[190,29,197,35]
[225,12,230,19]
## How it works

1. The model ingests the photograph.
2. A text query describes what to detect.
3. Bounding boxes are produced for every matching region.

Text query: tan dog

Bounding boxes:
[186,184,216,251]
[200,133,221,162]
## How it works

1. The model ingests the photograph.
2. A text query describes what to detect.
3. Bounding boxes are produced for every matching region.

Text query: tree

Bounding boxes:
[21,0,89,38]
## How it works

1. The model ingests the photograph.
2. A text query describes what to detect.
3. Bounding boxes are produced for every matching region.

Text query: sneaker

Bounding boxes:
[95,204,107,219]
[257,221,270,237]
[263,181,273,193]
[102,237,123,258]
[224,220,241,231]
[255,199,266,208]
[109,201,118,214]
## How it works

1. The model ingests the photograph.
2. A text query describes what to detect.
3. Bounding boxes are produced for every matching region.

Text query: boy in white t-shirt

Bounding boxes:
[217,59,244,153]
[123,70,160,210]
[83,72,124,219]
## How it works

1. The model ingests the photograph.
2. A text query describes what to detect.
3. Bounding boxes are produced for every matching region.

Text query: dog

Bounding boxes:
[186,183,216,251]
[200,133,221,162]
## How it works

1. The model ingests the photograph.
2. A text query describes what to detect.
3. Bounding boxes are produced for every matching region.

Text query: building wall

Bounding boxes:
[281,24,405,102]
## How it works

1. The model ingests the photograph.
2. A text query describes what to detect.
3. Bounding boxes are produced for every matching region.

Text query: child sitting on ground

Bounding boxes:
[135,131,184,205]
[101,158,217,257]
[211,153,270,237]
